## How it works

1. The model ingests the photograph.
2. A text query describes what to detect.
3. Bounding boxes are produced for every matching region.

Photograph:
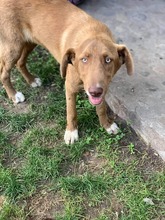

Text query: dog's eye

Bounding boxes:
[105,57,111,63]
[82,57,88,63]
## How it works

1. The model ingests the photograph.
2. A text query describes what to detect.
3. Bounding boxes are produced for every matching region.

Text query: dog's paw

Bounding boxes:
[106,122,119,135]
[31,78,42,88]
[64,129,79,144]
[14,92,25,104]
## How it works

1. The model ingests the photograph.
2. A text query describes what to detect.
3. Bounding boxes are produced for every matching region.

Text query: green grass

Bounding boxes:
[0,46,164,220]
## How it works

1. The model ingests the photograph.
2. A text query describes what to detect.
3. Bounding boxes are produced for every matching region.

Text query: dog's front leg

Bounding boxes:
[64,85,78,144]
[96,100,119,135]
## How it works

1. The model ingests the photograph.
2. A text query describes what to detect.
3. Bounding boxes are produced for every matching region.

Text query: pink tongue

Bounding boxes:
[89,96,103,105]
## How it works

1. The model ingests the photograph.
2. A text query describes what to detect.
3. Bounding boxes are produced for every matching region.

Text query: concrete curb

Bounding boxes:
[81,0,165,161]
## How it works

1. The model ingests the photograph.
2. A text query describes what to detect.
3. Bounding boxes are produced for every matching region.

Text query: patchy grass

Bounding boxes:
[0,46,164,220]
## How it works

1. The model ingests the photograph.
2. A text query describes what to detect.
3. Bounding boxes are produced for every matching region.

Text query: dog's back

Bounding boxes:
[0,0,113,61]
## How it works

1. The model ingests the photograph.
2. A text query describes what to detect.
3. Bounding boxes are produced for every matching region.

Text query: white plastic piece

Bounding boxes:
[14,92,25,103]
[31,78,42,88]
[143,198,154,205]
[64,129,79,144]
[106,122,119,135]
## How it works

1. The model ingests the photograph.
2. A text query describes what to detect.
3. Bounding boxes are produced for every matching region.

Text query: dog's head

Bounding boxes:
[60,38,133,105]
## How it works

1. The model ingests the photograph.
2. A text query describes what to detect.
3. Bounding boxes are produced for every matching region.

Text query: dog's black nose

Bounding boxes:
[88,87,103,97]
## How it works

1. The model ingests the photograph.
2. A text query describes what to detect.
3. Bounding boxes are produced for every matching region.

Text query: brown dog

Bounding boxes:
[0,0,133,144]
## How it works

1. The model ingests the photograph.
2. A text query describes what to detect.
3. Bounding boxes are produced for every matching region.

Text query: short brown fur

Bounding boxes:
[0,0,134,143]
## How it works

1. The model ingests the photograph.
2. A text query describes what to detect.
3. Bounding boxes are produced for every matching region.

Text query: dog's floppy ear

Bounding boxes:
[116,44,134,75]
[60,48,75,78]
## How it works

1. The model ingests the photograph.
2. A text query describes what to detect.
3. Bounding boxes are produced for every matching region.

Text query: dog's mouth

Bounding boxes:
[88,95,103,106]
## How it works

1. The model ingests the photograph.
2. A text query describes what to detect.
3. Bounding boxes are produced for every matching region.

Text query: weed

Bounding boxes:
[0,200,25,220]
[128,143,135,154]
[0,47,164,219]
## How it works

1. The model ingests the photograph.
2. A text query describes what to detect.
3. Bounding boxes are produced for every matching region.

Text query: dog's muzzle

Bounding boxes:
[87,86,103,105]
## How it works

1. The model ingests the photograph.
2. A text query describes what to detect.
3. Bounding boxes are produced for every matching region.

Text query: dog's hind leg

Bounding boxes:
[0,45,26,103]
[16,43,42,88]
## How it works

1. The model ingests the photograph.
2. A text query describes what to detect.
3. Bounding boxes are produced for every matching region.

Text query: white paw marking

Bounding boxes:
[31,78,42,88]
[106,122,119,135]
[64,129,79,145]
[14,92,25,103]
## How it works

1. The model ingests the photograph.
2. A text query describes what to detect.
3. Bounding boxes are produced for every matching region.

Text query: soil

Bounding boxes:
[1,84,164,219]
[24,109,164,220]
